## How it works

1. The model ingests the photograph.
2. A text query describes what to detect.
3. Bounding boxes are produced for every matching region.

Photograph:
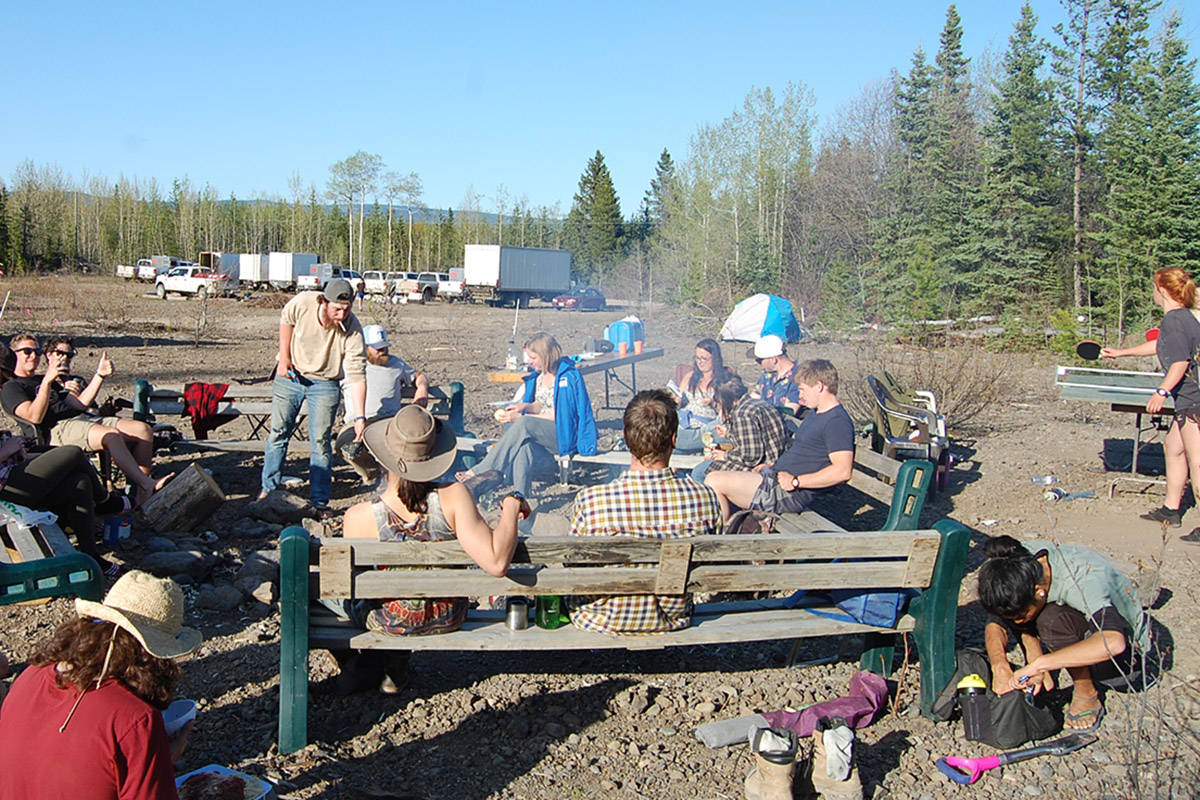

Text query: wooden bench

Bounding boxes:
[277,497,965,753]
[0,503,102,605]
[131,380,468,441]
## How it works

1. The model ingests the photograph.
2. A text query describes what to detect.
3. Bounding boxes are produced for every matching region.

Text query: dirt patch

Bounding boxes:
[0,275,1196,799]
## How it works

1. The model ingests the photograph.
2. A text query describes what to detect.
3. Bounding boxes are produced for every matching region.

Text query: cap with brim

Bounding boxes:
[75,571,201,659]
[753,335,785,359]
[323,278,354,303]
[363,405,458,482]
[363,324,388,349]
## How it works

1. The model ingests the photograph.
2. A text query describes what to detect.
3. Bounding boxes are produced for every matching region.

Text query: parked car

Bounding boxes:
[155,265,227,299]
[362,270,391,295]
[552,287,606,311]
[437,269,465,302]
[407,272,441,304]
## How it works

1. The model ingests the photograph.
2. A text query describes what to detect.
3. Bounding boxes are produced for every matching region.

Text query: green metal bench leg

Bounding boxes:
[909,519,970,717]
[132,379,153,422]
[860,633,896,676]
[279,526,311,754]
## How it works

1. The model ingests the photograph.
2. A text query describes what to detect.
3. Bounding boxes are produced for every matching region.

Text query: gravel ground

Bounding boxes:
[1,275,1198,799]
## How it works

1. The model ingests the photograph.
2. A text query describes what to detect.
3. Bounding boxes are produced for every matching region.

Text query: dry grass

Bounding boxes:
[836,333,1018,436]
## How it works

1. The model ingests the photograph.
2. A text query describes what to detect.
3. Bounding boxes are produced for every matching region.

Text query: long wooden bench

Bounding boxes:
[131,380,468,440]
[0,502,102,605]
[277,494,965,753]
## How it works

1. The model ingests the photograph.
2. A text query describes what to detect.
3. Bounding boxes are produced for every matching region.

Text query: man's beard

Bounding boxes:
[367,349,390,366]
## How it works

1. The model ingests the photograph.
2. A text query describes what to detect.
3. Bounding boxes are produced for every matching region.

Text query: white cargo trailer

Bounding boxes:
[463,245,572,307]
[239,253,268,285]
[267,252,318,290]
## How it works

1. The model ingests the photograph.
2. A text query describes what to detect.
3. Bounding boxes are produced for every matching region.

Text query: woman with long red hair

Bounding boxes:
[1103,267,1200,535]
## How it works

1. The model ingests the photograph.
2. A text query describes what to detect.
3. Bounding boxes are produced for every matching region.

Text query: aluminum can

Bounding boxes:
[505,597,529,630]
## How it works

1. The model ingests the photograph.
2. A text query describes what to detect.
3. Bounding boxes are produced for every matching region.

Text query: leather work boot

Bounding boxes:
[744,727,798,800]
[808,725,863,800]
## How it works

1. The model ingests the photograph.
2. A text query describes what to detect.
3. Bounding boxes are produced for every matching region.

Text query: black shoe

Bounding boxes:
[331,652,387,696]
[312,505,336,521]
[1140,506,1183,527]
[1181,527,1200,543]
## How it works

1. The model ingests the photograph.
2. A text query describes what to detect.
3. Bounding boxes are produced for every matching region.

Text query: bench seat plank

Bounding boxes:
[327,530,936,567]
[309,604,917,652]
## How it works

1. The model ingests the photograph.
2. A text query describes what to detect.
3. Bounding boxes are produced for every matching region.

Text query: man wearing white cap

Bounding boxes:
[748,334,800,415]
[336,324,429,484]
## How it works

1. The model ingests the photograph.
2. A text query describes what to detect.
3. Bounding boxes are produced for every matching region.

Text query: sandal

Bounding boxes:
[1063,697,1105,733]
[455,470,476,483]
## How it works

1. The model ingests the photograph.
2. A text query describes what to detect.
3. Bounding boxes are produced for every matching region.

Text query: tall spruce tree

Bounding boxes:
[562,151,623,282]
[644,149,675,230]
[927,4,985,306]
[980,2,1062,307]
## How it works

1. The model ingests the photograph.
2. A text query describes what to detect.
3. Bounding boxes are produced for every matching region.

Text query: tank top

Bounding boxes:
[362,488,469,635]
[535,375,555,412]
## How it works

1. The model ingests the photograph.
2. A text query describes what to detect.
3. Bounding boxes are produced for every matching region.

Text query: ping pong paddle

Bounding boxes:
[1146,328,1160,341]
[1076,340,1102,360]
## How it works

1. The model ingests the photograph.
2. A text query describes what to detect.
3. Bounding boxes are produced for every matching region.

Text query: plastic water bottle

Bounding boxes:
[1031,475,1058,486]
[505,341,521,372]
[1044,488,1096,502]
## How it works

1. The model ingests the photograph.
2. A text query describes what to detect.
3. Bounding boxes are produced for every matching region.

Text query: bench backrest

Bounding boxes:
[133,379,468,435]
[312,528,945,602]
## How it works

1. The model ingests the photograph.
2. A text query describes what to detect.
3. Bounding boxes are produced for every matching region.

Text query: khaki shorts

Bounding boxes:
[50,415,124,449]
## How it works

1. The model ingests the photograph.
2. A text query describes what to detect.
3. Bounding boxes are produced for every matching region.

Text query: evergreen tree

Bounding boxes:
[562,151,623,282]
[927,4,985,305]
[980,2,1062,307]
[643,148,675,229]
[0,186,9,273]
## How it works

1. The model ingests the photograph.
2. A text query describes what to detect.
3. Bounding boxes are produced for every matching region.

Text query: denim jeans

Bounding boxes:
[260,375,341,506]
[473,415,558,497]
[675,418,724,454]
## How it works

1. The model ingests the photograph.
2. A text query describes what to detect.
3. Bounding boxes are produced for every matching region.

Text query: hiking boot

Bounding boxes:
[1181,527,1200,544]
[1140,506,1182,527]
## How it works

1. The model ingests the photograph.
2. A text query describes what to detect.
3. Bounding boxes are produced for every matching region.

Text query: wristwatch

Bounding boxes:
[791,476,800,490]
[1155,388,1170,397]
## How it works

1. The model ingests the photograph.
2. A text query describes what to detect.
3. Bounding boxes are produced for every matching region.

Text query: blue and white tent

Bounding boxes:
[719,293,802,343]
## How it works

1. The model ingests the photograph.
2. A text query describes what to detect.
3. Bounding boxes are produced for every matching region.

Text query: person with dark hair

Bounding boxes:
[328,404,530,693]
[705,359,854,520]
[0,570,201,797]
[0,342,131,575]
[977,535,1150,733]
[690,374,790,483]
[2,333,169,506]
[567,390,721,634]
[668,338,733,453]
[1102,266,1200,531]
[456,331,596,499]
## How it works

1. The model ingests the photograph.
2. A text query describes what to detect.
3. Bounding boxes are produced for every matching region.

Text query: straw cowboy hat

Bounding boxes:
[76,570,202,659]
[363,405,457,482]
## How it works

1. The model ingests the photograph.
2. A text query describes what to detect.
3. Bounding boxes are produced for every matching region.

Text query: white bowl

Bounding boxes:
[162,699,197,736]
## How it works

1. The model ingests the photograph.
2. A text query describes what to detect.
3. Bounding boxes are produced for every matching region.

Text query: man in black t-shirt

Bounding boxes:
[1,334,169,505]
[705,359,854,520]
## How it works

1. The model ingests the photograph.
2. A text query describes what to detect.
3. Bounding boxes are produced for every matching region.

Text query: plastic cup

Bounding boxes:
[618,341,628,357]
[634,340,643,355]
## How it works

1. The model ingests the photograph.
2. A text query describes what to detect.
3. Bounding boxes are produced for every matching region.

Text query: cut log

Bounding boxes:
[141,464,226,532]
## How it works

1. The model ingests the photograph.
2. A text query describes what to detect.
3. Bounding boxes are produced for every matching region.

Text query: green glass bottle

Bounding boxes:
[535,595,567,629]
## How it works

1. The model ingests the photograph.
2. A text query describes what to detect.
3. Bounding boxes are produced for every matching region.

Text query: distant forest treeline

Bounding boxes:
[2,1,1197,333]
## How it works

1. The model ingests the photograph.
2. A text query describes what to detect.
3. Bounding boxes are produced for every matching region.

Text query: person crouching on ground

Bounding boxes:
[705,358,854,520]
[1,333,170,506]
[456,331,597,501]
[0,570,202,797]
[977,535,1151,733]
[568,390,722,634]
[325,405,530,694]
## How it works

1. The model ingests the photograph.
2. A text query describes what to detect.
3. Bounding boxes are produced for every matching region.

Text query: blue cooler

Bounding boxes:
[604,318,644,349]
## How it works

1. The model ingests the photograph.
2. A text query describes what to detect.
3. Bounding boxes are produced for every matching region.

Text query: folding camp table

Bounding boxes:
[1053,365,1171,495]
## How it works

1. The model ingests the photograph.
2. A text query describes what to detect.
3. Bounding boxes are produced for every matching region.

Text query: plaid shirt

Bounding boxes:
[568,468,722,635]
[722,396,791,472]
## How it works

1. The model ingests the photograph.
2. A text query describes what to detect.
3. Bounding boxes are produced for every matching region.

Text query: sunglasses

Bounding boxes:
[13,347,41,356]
[53,350,76,358]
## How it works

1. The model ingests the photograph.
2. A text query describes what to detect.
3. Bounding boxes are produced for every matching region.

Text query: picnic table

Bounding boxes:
[490,349,664,409]
[1054,365,1169,494]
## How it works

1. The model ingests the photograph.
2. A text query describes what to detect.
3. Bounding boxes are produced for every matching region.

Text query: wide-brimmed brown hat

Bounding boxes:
[363,405,457,482]
[75,570,201,659]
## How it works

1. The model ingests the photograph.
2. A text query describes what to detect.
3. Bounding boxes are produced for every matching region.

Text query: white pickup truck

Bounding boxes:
[155,265,227,299]
[362,270,391,295]
[437,269,465,302]
[117,258,167,281]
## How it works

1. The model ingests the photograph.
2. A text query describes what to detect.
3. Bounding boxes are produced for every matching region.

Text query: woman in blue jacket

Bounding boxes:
[458,332,596,498]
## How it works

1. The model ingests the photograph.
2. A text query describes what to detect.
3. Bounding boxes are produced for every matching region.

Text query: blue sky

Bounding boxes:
[4,1,1198,217]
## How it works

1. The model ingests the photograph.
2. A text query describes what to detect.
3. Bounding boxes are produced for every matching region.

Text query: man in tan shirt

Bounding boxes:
[260,279,367,516]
